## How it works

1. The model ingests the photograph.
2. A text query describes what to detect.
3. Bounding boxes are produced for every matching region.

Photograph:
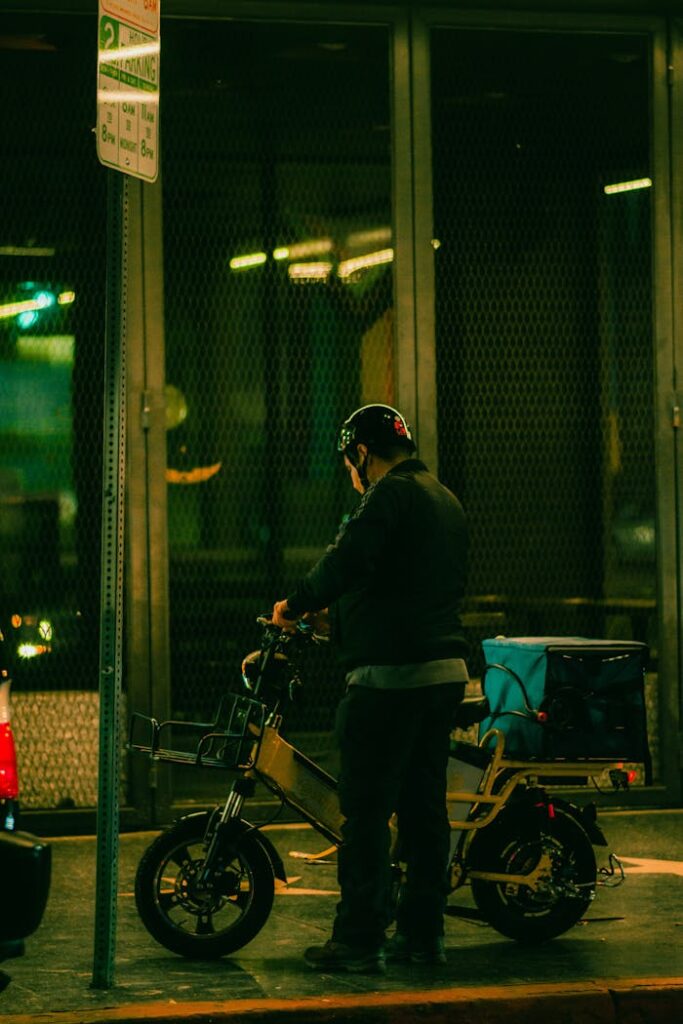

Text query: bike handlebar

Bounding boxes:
[255,615,328,646]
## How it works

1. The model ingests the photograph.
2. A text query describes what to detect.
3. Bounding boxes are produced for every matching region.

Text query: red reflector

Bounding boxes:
[627,770,637,784]
[537,711,548,723]
[0,722,19,799]
[535,800,555,819]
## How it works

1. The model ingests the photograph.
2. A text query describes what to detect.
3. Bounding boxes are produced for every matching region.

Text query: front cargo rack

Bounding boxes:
[128,692,267,771]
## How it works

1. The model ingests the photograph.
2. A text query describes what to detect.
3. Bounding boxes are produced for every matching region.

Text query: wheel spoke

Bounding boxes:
[196,913,215,935]
[158,889,179,913]
[230,889,251,909]
[170,844,194,869]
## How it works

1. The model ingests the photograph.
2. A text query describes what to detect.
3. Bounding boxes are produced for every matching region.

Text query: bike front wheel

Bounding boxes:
[135,812,275,958]
[469,803,597,943]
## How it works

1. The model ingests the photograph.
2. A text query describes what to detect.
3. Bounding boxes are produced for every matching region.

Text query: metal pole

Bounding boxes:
[92,169,128,989]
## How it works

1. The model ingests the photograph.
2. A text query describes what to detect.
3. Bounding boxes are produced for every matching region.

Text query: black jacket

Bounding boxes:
[286,459,468,671]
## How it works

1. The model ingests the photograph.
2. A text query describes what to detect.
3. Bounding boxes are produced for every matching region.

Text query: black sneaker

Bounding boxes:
[304,940,386,974]
[385,932,447,965]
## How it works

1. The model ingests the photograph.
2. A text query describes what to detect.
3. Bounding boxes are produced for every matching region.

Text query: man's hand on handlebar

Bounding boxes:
[272,599,301,632]
[271,602,330,637]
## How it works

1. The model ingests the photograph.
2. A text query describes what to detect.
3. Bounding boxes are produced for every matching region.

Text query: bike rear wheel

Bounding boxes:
[135,812,275,958]
[469,803,596,943]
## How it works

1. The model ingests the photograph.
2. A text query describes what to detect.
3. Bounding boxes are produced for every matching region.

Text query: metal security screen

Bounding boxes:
[160,20,394,738]
[0,14,107,809]
[431,28,659,777]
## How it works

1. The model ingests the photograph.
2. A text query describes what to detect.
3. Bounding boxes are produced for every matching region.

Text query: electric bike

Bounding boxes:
[130,618,628,958]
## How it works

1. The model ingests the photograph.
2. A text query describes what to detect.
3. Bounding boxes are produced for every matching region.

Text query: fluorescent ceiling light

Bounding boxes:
[273,238,333,261]
[0,245,54,257]
[603,177,652,195]
[338,248,394,279]
[0,294,53,319]
[288,262,332,281]
[0,290,72,320]
[229,252,267,271]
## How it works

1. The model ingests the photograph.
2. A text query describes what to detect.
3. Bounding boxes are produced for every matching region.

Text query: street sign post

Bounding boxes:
[97,0,160,181]
[93,0,160,991]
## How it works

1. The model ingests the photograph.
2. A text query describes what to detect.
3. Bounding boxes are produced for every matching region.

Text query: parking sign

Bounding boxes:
[97,0,160,181]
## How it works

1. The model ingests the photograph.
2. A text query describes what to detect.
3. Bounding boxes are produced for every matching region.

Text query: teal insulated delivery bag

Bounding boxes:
[480,637,650,767]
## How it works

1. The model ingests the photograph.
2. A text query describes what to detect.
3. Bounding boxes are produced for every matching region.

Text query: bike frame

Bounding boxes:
[129,624,628,896]
[450,728,621,831]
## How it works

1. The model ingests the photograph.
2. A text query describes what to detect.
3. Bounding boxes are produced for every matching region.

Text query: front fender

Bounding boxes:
[171,809,289,883]
[219,817,288,882]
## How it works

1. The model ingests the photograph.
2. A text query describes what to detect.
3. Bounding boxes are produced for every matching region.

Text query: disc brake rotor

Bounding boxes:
[169,856,243,916]
[501,837,574,908]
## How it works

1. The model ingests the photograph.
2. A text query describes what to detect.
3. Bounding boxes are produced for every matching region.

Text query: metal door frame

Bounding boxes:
[412,8,681,805]
[124,175,173,823]
[669,17,683,803]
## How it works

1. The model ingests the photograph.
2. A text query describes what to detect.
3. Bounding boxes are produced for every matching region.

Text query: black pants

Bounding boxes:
[331,682,465,950]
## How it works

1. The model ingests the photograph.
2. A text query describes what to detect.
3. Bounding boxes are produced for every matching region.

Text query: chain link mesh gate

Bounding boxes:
[429,26,660,779]
[158,18,396,796]
[0,12,108,811]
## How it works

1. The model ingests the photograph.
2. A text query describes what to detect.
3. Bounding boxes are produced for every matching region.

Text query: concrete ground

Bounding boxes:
[0,809,682,1023]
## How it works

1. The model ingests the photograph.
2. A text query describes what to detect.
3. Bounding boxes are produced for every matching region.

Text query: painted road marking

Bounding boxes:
[617,856,683,876]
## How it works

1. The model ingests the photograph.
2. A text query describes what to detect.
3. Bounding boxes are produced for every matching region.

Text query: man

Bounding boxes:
[272,404,468,974]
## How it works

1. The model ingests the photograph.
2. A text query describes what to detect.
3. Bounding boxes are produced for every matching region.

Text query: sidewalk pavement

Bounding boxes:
[1,809,682,1023]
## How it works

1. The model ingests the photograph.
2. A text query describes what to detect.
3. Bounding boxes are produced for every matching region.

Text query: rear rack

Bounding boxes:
[128,692,267,771]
